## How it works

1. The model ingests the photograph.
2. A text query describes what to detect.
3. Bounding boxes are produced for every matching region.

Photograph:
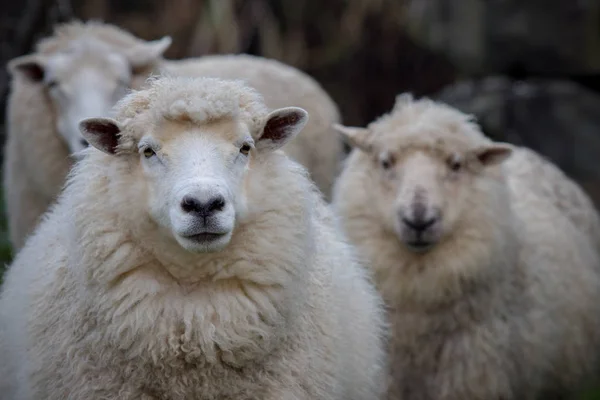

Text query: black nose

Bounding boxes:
[402,216,437,232]
[181,195,226,217]
[80,139,89,147]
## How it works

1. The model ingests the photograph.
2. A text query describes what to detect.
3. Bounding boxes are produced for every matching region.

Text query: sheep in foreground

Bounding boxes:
[0,76,386,400]
[332,93,600,400]
[4,21,343,251]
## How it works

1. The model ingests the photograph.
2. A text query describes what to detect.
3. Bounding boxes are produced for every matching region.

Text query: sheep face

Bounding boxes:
[80,98,308,254]
[139,119,251,253]
[335,124,512,253]
[7,36,170,155]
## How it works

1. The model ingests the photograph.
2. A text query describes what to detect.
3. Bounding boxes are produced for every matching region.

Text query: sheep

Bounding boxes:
[331,93,600,400]
[0,75,387,400]
[4,20,172,251]
[4,20,343,252]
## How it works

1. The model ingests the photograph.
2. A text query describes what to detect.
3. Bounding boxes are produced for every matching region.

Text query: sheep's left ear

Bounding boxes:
[256,107,308,152]
[474,143,513,167]
[125,36,172,72]
[79,117,122,155]
[7,54,46,82]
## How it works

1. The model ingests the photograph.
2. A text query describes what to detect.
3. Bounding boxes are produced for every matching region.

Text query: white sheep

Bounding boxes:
[4,20,172,251]
[4,21,343,251]
[332,93,600,400]
[0,75,387,400]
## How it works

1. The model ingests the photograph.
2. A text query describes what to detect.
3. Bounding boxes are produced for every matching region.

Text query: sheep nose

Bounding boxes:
[402,215,437,232]
[181,195,226,217]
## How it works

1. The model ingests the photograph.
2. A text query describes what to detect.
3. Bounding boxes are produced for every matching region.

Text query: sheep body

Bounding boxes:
[332,94,600,400]
[0,76,386,400]
[504,145,600,250]
[4,21,343,251]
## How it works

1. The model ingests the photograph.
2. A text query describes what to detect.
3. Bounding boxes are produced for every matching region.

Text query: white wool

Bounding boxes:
[0,76,386,400]
[333,93,600,400]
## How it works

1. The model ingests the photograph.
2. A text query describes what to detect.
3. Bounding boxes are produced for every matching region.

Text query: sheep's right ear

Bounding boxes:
[333,124,372,153]
[7,54,46,82]
[256,107,309,152]
[79,118,122,155]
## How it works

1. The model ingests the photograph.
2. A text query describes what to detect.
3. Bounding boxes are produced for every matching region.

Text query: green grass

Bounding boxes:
[0,189,598,398]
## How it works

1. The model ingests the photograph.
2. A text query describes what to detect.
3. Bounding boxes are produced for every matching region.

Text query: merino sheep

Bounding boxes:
[0,76,386,400]
[4,21,343,251]
[332,93,600,400]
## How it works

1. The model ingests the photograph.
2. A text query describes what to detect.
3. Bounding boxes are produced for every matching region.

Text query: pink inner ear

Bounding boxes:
[263,113,301,142]
[86,121,120,154]
[478,147,511,165]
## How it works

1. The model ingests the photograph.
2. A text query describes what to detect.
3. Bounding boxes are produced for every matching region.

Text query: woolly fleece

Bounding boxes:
[333,94,600,400]
[0,76,386,400]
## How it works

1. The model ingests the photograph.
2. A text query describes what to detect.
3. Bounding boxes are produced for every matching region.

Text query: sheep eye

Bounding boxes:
[240,143,252,156]
[143,147,155,158]
[448,157,462,172]
[379,154,394,170]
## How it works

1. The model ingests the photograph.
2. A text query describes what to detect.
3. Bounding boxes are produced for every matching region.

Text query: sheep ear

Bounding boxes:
[474,144,513,167]
[256,107,308,152]
[333,124,372,153]
[392,92,414,112]
[126,36,172,71]
[7,54,46,82]
[79,118,122,155]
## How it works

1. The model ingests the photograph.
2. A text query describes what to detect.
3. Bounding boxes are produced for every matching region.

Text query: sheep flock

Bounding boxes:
[0,19,600,400]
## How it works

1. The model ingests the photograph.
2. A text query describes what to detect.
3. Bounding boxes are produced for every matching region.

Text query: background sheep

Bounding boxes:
[4,20,343,252]
[4,21,172,251]
[0,75,386,400]
[332,94,600,400]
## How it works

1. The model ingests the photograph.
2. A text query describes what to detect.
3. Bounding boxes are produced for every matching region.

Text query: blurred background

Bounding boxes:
[2,0,600,397]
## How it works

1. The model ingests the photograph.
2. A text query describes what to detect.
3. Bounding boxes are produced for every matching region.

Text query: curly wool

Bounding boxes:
[113,75,269,149]
[0,76,387,400]
[333,94,600,400]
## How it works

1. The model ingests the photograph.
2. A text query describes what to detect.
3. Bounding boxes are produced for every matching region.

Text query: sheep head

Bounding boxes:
[79,76,308,254]
[8,34,171,155]
[335,96,513,253]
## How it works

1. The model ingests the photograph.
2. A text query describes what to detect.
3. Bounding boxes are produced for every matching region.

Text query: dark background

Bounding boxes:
[2,1,600,397]
[3,0,600,201]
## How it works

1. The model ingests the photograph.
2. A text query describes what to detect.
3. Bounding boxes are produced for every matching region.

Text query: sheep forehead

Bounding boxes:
[150,118,246,145]
[37,20,141,54]
[45,41,128,82]
[116,76,268,136]
[372,97,485,141]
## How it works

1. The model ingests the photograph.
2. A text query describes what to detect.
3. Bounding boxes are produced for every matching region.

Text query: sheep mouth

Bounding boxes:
[405,240,435,252]
[184,232,227,242]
